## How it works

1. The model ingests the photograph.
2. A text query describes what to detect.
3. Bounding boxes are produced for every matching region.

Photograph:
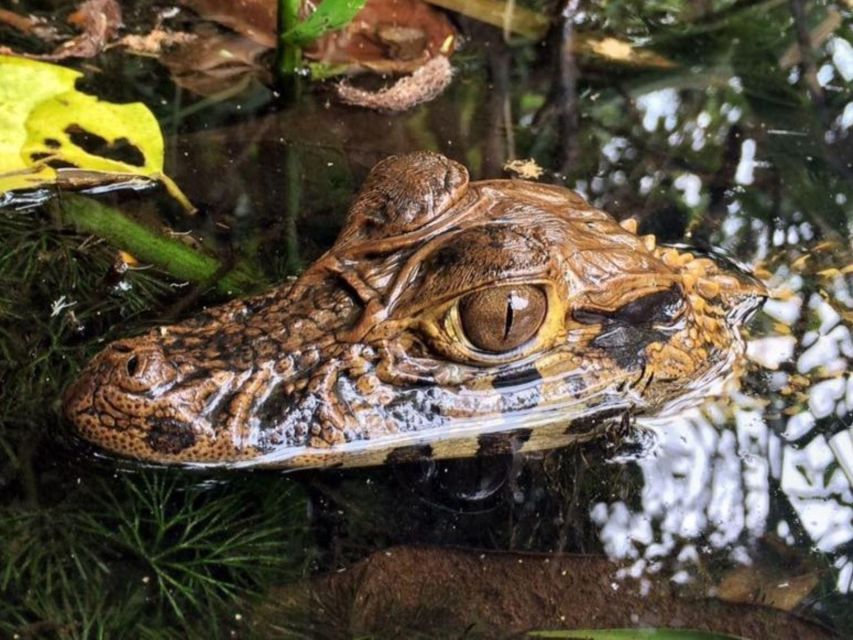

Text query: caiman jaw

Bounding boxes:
[64,152,766,469]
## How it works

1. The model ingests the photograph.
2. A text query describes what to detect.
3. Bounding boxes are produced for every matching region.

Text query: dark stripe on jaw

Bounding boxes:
[492,366,542,389]
[476,428,532,456]
[386,444,433,464]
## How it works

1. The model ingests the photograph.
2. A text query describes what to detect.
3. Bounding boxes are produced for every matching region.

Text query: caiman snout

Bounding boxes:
[104,339,178,393]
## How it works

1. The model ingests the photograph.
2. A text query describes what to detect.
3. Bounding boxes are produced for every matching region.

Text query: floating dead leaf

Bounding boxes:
[306,0,457,74]
[817,268,842,278]
[504,158,545,180]
[9,0,124,60]
[0,55,193,210]
[158,30,270,96]
[118,29,198,56]
[117,250,139,267]
[336,54,453,111]
[812,240,840,252]
[179,0,277,48]
[0,8,59,40]
[770,287,797,301]
[753,267,773,280]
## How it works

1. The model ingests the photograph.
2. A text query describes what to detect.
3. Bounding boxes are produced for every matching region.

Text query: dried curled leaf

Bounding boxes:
[336,54,453,111]
[0,54,192,210]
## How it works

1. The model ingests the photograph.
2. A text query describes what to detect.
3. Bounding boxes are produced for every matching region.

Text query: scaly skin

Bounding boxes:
[63,152,767,469]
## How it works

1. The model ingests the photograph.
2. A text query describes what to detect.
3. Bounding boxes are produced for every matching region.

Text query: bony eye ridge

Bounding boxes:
[458,284,547,353]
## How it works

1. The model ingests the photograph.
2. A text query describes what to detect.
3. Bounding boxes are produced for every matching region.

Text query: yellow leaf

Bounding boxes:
[0,54,193,211]
[0,55,80,174]
[22,90,164,175]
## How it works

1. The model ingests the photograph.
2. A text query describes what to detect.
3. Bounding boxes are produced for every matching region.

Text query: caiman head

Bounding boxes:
[64,152,767,468]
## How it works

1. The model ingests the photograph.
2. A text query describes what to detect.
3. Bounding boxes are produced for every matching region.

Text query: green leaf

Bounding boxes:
[0,54,193,210]
[281,0,367,46]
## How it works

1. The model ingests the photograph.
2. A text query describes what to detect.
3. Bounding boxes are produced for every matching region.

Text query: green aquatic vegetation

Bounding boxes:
[0,207,172,430]
[0,472,311,638]
[84,472,311,625]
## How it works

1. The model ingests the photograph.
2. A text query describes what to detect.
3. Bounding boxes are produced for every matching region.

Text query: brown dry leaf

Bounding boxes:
[159,31,270,96]
[178,0,277,48]
[772,322,792,335]
[118,30,198,55]
[0,8,58,39]
[336,54,452,111]
[47,0,123,59]
[177,0,456,75]
[306,0,456,74]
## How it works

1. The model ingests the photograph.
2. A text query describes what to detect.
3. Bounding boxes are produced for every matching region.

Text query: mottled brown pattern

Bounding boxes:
[63,152,766,469]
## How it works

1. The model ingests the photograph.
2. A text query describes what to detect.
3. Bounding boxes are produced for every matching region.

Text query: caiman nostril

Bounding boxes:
[125,354,140,377]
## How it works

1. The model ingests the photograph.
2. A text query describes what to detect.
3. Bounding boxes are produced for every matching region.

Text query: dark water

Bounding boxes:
[1,0,852,638]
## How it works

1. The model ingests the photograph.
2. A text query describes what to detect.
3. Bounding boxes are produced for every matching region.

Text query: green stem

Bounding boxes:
[55,194,264,296]
[279,0,303,75]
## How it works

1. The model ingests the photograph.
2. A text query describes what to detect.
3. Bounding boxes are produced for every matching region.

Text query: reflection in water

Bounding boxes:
[593,234,853,598]
[586,32,853,601]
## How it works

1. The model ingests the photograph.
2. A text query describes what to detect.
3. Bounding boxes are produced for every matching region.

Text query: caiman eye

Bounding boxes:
[459,285,547,353]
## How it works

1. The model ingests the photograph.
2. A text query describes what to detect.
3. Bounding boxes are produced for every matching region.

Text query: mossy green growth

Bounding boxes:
[0,472,311,639]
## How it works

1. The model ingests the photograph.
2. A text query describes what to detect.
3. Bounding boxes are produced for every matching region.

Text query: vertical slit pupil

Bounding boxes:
[504,295,514,341]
